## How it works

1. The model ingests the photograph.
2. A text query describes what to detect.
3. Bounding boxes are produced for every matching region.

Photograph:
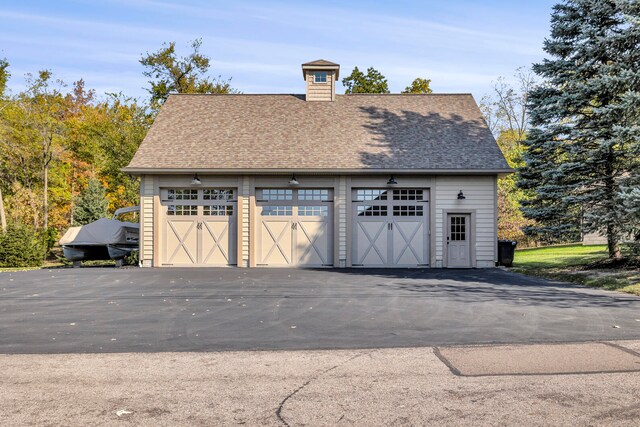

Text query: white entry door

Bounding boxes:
[447,214,471,268]
[162,188,237,266]
[352,189,429,267]
[257,189,333,267]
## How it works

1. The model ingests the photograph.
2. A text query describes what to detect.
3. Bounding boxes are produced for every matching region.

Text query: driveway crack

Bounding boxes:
[275,351,373,426]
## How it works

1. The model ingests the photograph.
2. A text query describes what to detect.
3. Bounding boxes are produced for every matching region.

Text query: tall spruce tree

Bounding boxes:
[73,178,108,225]
[519,0,640,258]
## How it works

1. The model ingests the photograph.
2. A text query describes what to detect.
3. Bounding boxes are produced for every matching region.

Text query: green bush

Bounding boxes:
[124,250,139,266]
[43,227,59,253]
[622,241,640,257]
[0,224,46,268]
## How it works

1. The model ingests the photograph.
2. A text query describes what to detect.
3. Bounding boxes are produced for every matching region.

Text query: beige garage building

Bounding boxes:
[124,60,511,268]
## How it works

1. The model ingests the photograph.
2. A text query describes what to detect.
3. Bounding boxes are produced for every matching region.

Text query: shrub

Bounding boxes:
[124,250,139,266]
[0,224,46,268]
[622,241,640,258]
[43,227,59,253]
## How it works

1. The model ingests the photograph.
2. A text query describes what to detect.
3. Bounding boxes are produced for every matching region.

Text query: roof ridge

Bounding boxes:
[168,93,473,97]
[339,93,473,96]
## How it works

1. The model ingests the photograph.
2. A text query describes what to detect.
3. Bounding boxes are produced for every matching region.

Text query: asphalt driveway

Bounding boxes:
[1,267,639,353]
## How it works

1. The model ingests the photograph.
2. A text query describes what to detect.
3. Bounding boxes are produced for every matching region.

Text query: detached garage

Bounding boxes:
[124,60,511,268]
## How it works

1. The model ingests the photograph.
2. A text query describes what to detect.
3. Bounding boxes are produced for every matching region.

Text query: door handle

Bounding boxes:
[292,223,297,230]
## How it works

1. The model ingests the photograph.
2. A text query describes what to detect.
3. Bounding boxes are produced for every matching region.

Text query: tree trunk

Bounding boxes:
[0,187,6,233]
[70,179,74,226]
[604,149,621,259]
[43,163,48,230]
[607,224,622,259]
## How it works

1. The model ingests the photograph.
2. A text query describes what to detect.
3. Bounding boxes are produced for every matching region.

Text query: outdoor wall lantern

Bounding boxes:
[457,190,466,200]
[191,174,202,185]
[387,175,398,185]
[289,175,300,186]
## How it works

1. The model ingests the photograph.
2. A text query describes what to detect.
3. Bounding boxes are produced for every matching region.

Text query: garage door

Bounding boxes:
[257,188,333,267]
[352,188,429,267]
[161,188,237,266]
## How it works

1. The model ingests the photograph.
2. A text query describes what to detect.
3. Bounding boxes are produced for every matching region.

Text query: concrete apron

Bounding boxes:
[435,341,640,376]
[3,341,640,426]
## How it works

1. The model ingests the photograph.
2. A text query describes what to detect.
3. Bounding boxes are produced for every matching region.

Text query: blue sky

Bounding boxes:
[0,0,556,102]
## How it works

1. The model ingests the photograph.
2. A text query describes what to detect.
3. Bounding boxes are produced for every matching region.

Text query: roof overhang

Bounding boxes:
[122,167,514,176]
[301,64,340,80]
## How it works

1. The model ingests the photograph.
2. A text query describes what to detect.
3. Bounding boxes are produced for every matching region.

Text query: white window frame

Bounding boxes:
[314,71,328,83]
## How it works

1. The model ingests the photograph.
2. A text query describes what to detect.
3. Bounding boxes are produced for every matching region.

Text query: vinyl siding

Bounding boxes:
[435,176,496,268]
[305,71,335,101]
[141,173,500,268]
[140,175,154,267]
[582,231,607,245]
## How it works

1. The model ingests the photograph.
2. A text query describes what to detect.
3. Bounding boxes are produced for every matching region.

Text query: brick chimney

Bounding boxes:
[301,59,340,102]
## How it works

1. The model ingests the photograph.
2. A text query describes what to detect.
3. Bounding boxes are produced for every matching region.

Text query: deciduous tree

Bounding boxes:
[0,58,10,232]
[18,71,67,230]
[481,69,537,246]
[402,77,433,94]
[342,66,390,94]
[140,38,237,109]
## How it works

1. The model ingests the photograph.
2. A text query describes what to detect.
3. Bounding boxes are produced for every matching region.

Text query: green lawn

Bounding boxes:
[514,244,608,269]
[512,244,640,296]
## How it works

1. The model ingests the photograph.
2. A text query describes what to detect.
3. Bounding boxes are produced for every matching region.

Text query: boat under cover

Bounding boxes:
[59,217,139,262]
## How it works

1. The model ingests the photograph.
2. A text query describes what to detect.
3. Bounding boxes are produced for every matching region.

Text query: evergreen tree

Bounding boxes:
[73,178,108,225]
[519,0,640,258]
[0,223,45,267]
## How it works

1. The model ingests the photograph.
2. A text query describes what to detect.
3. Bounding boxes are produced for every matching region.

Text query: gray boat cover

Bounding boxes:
[59,218,139,246]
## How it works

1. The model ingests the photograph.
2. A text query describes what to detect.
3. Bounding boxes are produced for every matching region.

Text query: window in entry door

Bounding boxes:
[450,216,466,241]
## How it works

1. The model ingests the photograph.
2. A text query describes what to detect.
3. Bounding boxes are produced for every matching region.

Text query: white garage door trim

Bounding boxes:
[160,188,237,266]
[256,188,333,267]
[352,188,429,267]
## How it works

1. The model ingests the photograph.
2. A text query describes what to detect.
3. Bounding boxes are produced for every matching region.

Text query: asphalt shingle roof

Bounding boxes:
[302,59,340,66]
[125,93,510,172]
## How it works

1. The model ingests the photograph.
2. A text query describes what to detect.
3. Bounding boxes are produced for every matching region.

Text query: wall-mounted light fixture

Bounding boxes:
[191,174,202,185]
[457,190,466,200]
[289,175,300,186]
[387,175,398,185]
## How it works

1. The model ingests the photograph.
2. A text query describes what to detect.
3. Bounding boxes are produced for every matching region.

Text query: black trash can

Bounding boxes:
[497,240,517,267]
